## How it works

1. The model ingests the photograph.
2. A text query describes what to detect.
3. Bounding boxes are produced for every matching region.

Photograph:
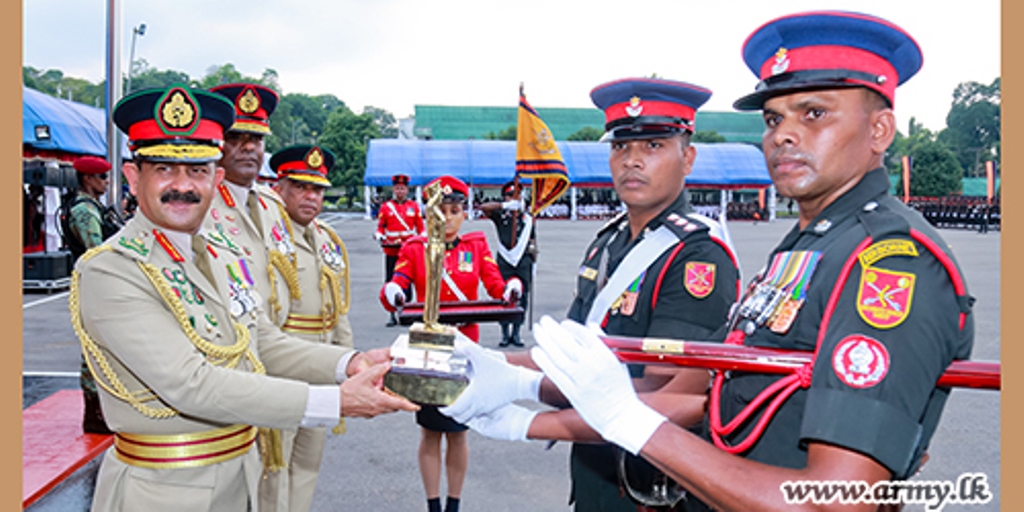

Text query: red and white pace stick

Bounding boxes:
[600,335,1000,391]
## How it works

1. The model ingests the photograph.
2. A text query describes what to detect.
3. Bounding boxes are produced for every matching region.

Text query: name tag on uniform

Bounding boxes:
[579,266,598,281]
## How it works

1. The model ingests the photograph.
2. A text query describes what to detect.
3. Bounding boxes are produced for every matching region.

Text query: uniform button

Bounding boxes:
[863,201,879,212]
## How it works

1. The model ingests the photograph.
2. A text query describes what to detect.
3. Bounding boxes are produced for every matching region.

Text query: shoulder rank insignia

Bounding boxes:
[118,236,149,257]
[857,267,915,329]
[832,334,889,388]
[684,261,716,298]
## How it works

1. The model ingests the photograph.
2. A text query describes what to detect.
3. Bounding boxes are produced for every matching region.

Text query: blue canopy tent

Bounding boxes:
[23,86,109,159]
[364,139,772,220]
[365,139,770,188]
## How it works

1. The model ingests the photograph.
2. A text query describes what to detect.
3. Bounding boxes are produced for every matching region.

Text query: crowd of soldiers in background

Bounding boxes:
[370,189,999,232]
[908,196,1001,233]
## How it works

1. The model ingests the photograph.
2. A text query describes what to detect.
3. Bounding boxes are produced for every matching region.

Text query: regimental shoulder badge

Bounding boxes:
[684,261,716,298]
[856,266,915,329]
[832,334,889,388]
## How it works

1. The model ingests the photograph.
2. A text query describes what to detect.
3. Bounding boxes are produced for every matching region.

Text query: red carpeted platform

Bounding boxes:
[22,389,113,508]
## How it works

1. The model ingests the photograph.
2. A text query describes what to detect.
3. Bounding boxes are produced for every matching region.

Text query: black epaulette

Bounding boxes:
[595,211,628,237]
[855,199,910,242]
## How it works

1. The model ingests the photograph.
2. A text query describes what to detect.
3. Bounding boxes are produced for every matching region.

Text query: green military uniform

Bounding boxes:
[684,169,974,512]
[68,191,105,251]
[566,191,738,511]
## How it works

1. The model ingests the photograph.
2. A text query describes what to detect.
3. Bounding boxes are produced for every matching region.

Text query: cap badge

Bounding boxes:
[306,147,324,168]
[626,96,644,117]
[441,184,452,195]
[771,47,790,76]
[238,88,260,114]
[157,87,199,135]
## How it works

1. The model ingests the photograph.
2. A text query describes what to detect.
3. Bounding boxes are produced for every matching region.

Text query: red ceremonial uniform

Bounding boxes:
[376,199,425,256]
[379,232,506,341]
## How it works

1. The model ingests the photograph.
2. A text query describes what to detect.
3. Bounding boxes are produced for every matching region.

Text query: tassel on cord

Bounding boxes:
[258,427,286,474]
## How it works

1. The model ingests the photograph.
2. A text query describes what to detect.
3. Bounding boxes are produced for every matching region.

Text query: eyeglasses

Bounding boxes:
[97,173,110,180]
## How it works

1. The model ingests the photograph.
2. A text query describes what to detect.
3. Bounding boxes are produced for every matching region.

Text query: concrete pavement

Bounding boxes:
[23,214,1001,511]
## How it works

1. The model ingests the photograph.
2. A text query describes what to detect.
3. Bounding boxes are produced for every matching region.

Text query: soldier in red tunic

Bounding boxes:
[375,173,425,326]
[379,175,521,512]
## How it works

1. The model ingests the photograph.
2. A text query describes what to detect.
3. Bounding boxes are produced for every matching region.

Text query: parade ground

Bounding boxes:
[22,214,1001,511]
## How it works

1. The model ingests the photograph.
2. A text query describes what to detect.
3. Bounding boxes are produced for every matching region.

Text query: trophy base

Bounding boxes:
[384,324,468,406]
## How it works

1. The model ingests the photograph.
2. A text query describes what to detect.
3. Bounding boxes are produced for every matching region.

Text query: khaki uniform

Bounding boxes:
[260,219,354,512]
[203,182,297,326]
[74,213,350,512]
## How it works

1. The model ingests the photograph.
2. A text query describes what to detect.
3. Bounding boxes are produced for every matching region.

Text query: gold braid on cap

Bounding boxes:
[69,245,258,420]
[266,203,302,323]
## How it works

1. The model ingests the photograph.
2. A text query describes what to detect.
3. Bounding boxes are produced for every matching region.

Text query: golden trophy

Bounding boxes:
[382,181,469,406]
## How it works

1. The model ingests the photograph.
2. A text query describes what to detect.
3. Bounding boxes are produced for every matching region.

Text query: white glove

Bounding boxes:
[463,403,538,442]
[502,199,524,211]
[531,316,666,455]
[503,278,523,303]
[384,282,405,308]
[373,232,385,242]
[440,336,543,424]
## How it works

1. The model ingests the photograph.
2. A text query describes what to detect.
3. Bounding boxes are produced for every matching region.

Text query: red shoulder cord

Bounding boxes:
[708,230,968,454]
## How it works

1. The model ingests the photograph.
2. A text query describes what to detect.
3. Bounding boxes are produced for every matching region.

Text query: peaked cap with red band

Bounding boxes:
[392,174,410,186]
[73,156,111,175]
[424,175,469,204]
[209,83,279,135]
[113,86,234,163]
[590,78,711,142]
[270,145,335,188]
[734,10,923,110]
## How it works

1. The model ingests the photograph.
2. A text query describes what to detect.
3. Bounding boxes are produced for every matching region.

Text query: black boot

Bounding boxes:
[498,322,511,347]
[510,322,524,347]
[427,497,442,512]
[444,496,460,512]
[386,311,398,327]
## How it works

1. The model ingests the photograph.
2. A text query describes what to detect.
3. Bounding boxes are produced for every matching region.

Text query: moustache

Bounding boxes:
[160,190,202,204]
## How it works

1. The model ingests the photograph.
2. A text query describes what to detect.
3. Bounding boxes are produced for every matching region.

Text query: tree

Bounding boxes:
[938,78,1000,177]
[567,126,603,141]
[692,130,726,143]
[267,93,347,153]
[904,138,963,197]
[317,107,381,205]
[363,106,398,138]
[128,59,192,93]
[484,125,517,140]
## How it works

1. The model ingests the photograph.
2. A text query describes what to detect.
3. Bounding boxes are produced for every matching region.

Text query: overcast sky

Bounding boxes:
[23,0,1000,133]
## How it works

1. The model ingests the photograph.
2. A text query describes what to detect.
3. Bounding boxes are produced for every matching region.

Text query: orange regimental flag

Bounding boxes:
[516,86,570,215]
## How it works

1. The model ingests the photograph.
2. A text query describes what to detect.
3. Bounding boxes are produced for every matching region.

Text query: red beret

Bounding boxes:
[425,175,468,203]
[73,156,111,175]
